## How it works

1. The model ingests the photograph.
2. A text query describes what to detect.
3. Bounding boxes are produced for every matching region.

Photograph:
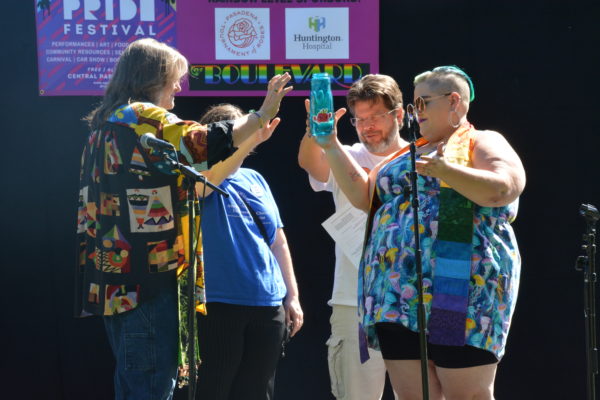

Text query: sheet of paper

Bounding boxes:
[321,201,368,268]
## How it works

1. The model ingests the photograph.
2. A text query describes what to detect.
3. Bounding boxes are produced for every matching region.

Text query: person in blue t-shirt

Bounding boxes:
[195,104,303,400]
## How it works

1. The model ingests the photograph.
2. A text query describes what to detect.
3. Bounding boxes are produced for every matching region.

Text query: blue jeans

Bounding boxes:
[104,289,178,400]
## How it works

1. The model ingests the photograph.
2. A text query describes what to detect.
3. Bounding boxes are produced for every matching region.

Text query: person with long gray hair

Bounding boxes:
[75,38,292,400]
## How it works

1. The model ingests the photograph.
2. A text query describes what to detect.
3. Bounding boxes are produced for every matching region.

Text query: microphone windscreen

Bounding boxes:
[139,133,156,150]
[406,104,415,121]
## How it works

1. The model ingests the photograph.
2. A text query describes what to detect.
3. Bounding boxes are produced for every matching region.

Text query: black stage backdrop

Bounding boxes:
[2,1,599,399]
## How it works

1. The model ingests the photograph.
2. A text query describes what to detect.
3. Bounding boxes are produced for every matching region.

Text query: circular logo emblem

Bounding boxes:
[228,18,257,49]
[218,10,266,57]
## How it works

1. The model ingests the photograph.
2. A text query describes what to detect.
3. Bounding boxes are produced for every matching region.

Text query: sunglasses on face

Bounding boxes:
[414,93,452,114]
[349,108,398,127]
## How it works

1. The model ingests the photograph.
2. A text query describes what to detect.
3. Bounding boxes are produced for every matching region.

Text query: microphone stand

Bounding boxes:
[162,153,228,197]
[161,151,228,400]
[405,106,430,400]
[575,203,599,400]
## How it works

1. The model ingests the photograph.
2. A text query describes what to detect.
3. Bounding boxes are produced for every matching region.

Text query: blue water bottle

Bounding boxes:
[310,73,334,136]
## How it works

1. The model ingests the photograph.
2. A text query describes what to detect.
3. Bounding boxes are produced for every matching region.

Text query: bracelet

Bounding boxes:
[249,109,264,129]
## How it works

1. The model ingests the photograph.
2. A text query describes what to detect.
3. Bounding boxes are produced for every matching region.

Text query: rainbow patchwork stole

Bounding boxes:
[427,124,476,346]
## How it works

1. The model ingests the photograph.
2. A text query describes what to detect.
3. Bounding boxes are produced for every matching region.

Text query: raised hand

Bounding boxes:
[254,117,281,146]
[258,73,294,121]
[304,98,346,149]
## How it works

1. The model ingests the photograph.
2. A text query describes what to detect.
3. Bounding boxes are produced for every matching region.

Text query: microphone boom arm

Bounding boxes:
[161,153,229,197]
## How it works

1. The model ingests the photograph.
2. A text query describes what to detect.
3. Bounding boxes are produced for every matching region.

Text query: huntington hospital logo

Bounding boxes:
[309,16,326,32]
[285,8,348,59]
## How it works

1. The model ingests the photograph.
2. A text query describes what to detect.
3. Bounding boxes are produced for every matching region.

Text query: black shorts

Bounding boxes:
[375,322,498,369]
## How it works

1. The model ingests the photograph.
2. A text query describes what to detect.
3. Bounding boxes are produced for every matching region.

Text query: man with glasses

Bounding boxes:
[298,74,406,400]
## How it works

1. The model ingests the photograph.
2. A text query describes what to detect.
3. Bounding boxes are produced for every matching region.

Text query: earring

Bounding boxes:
[448,110,461,129]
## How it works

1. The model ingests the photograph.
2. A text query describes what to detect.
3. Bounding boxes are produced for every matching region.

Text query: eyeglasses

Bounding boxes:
[350,109,398,127]
[414,93,451,114]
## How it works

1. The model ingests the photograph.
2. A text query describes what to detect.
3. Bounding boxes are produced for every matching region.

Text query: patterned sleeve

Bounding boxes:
[109,103,234,169]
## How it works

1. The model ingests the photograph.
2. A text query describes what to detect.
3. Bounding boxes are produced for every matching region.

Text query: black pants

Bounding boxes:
[196,302,286,400]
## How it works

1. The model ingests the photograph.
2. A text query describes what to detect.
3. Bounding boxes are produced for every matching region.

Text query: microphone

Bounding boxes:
[140,133,175,151]
[580,203,600,222]
[406,104,416,128]
[405,104,419,142]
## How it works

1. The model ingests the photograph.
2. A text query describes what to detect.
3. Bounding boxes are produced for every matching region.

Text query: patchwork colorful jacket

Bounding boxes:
[75,102,234,317]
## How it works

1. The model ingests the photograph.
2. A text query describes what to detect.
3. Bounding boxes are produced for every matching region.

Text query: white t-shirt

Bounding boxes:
[308,143,386,307]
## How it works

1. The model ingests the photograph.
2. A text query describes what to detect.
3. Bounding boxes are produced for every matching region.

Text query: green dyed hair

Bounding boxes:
[432,66,475,102]
[414,65,475,103]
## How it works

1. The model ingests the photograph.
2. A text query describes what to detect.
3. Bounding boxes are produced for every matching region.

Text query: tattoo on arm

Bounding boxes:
[349,171,360,182]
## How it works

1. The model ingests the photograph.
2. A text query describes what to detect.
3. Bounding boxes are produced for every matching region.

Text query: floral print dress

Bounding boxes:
[358,147,521,359]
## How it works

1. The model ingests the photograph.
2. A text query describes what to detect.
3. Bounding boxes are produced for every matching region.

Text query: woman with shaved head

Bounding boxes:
[310,66,525,399]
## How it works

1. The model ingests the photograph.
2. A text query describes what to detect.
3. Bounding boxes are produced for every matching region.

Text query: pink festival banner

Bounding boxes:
[34,0,379,96]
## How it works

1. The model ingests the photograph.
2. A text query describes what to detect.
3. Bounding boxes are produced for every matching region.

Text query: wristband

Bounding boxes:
[249,109,264,129]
